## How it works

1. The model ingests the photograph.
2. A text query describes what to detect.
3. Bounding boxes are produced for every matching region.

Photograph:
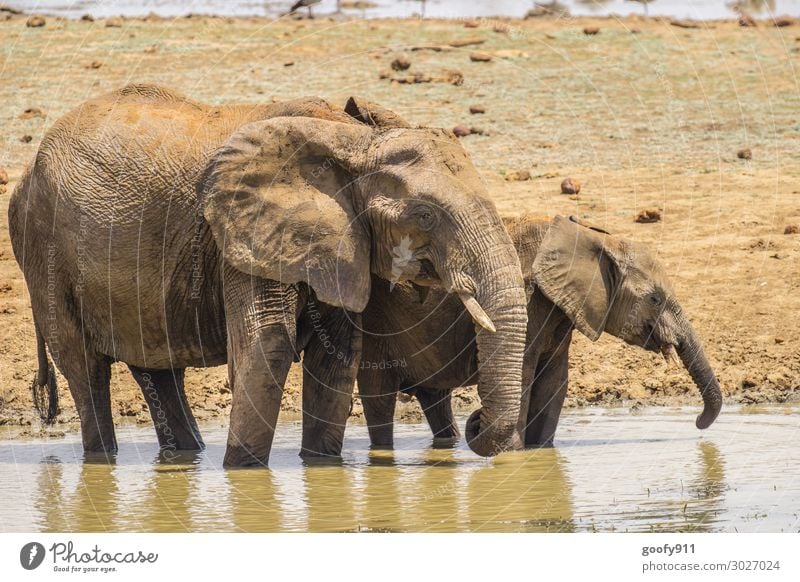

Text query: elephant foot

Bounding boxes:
[431,436,460,449]
[223,445,270,468]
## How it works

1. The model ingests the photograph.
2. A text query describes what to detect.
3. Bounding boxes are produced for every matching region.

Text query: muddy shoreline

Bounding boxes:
[1,13,798,430]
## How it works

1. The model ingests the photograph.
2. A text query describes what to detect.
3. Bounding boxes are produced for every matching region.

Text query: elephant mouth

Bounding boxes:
[411,258,440,286]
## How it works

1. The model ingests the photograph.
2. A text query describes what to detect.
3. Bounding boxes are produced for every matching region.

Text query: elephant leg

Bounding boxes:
[358,354,400,448]
[415,388,460,442]
[128,366,204,452]
[523,343,570,448]
[300,303,361,459]
[222,267,298,467]
[61,350,116,453]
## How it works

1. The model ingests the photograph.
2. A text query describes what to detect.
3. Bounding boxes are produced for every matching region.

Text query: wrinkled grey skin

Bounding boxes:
[359,215,723,448]
[8,86,527,466]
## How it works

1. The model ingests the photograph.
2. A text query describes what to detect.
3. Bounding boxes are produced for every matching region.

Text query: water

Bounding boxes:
[1,406,798,532]
[5,0,800,20]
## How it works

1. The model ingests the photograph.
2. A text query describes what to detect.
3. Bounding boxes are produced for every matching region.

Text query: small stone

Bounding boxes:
[774,16,794,27]
[378,69,392,79]
[390,54,411,71]
[583,27,600,35]
[1,306,16,315]
[452,124,472,137]
[560,177,581,195]
[105,17,123,27]
[784,225,799,235]
[20,135,32,143]
[738,14,757,27]
[81,14,95,22]
[19,107,44,120]
[26,15,46,28]
[775,337,785,344]
[737,148,752,160]
[469,104,485,114]
[0,167,8,185]
[441,69,463,86]
[283,60,294,67]
[469,51,492,62]
[630,28,641,34]
[635,208,662,223]
[143,45,158,54]
[464,20,479,29]
[505,169,531,182]
[86,61,103,69]
[493,23,510,34]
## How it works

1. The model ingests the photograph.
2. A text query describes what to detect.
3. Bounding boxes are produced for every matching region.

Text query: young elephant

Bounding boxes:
[359,214,723,448]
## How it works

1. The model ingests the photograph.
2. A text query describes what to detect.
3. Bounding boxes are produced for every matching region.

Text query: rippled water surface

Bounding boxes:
[6,0,800,20]
[1,406,798,532]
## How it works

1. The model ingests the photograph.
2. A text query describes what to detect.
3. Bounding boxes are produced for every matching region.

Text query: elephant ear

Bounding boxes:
[344,96,412,129]
[200,116,373,312]
[532,215,627,341]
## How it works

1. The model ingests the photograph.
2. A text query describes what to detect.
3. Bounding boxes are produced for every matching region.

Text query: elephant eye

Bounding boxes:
[648,293,664,307]
[411,205,436,231]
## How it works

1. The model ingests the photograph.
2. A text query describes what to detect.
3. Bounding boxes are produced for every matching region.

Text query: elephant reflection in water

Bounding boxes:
[466,449,575,532]
[34,455,121,532]
[226,469,282,532]
[302,466,358,532]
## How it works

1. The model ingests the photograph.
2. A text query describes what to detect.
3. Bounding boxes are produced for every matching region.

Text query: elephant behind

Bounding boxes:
[359,214,723,448]
[8,86,529,466]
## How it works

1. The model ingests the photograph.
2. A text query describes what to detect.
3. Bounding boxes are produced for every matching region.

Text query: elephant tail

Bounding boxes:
[31,320,59,425]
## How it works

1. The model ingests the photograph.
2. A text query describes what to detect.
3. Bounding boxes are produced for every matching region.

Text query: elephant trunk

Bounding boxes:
[463,265,528,457]
[676,321,722,429]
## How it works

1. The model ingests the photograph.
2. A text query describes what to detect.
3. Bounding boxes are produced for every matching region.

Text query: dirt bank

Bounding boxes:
[1,12,798,432]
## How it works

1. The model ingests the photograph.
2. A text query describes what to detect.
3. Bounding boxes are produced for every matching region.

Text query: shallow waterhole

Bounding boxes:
[1,405,797,532]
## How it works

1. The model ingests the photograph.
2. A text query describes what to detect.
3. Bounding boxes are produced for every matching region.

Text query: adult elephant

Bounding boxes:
[8,86,528,466]
[359,215,723,448]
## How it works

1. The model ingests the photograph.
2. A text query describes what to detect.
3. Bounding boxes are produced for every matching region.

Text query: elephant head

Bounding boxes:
[530,215,722,429]
[199,100,527,456]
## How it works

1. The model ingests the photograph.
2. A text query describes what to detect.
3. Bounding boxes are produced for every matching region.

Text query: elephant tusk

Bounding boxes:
[459,293,496,333]
[662,344,681,367]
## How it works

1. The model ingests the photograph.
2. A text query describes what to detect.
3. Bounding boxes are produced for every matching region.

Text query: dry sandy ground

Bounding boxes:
[1,11,798,433]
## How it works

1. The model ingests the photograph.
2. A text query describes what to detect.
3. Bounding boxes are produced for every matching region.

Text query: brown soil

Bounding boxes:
[1,13,798,433]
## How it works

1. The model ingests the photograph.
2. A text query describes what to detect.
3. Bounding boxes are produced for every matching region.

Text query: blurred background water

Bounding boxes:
[3,0,800,20]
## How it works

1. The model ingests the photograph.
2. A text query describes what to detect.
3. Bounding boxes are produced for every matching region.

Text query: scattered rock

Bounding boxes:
[1,306,16,315]
[738,14,757,27]
[452,124,472,137]
[440,69,464,86]
[560,177,581,195]
[630,28,641,34]
[493,23,510,34]
[469,51,492,62]
[86,60,103,69]
[19,107,44,120]
[340,1,378,8]
[390,54,411,71]
[81,14,95,22]
[773,16,794,28]
[26,15,46,28]
[0,167,8,185]
[784,225,799,235]
[505,169,531,182]
[583,26,600,35]
[283,60,294,67]
[464,20,479,29]
[20,135,32,143]
[395,72,432,84]
[469,104,485,114]
[143,45,158,54]
[105,17,123,28]
[448,37,485,48]
[670,19,703,29]
[737,148,752,160]
[378,69,392,79]
[0,282,11,293]
[635,208,662,223]
[775,337,785,344]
